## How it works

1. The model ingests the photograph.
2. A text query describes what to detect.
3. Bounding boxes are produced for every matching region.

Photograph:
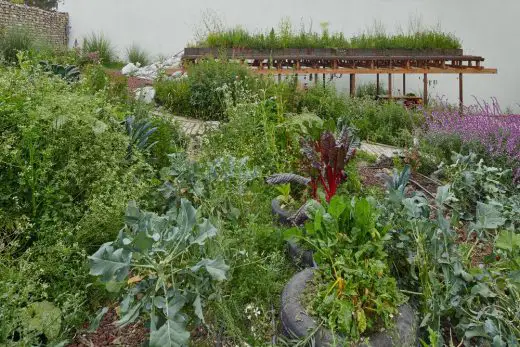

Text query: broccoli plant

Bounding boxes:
[89,200,228,347]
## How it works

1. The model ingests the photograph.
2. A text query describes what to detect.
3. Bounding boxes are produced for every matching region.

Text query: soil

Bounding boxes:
[68,308,148,347]
[105,69,153,93]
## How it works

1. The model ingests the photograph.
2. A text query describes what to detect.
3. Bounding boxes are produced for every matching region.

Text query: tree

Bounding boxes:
[11,0,62,10]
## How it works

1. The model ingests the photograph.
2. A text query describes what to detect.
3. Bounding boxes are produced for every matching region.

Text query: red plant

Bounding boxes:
[301,127,359,202]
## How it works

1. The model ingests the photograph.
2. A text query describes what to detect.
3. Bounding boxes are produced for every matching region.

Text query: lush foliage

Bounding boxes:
[0,26,35,63]
[89,200,229,347]
[288,196,402,341]
[195,20,461,49]
[0,58,153,345]
[155,60,251,121]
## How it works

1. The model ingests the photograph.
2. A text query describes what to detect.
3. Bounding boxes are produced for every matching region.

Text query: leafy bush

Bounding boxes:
[341,97,423,147]
[126,43,149,66]
[154,77,191,115]
[82,33,116,64]
[295,85,348,120]
[155,60,252,121]
[0,26,34,63]
[0,60,152,344]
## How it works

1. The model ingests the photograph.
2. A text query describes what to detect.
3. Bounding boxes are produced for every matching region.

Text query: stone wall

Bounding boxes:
[0,1,69,46]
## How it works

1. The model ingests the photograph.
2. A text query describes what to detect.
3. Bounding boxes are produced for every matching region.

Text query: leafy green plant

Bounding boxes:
[126,43,150,66]
[82,32,116,64]
[154,77,192,116]
[124,115,158,159]
[39,60,80,82]
[287,196,402,340]
[89,200,229,347]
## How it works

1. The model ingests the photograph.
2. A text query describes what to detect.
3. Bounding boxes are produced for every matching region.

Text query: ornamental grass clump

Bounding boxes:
[425,99,520,181]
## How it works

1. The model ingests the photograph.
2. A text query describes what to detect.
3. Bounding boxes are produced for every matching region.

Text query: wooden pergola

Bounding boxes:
[182,48,498,108]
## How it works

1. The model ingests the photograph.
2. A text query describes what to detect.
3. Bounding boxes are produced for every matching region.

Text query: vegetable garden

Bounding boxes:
[1,21,520,347]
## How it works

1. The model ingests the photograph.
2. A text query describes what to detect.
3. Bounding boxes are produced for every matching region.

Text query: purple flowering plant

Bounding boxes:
[424,98,520,182]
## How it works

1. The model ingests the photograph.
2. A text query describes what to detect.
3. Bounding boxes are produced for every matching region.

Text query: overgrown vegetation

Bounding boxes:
[1,20,519,347]
[126,43,150,66]
[82,32,116,64]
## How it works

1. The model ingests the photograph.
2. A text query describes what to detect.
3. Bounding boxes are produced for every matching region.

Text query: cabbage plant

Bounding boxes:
[89,199,228,347]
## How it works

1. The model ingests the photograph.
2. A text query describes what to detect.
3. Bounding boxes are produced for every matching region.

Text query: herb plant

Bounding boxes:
[89,200,229,347]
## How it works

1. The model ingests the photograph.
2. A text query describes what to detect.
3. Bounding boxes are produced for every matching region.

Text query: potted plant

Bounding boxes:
[281,196,417,346]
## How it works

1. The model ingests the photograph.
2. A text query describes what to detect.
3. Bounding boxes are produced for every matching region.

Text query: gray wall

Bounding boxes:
[60,0,520,111]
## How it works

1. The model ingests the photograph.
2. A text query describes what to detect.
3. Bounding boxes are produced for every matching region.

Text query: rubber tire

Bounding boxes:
[271,198,293,226]
[281,269,418,347]
[287,240,315,268]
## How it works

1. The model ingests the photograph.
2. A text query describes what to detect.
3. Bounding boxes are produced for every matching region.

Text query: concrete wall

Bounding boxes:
[60,0,520,111]
[0,0,68,46]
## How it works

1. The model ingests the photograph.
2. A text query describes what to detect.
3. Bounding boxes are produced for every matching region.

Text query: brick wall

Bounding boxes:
[0,1,69,46]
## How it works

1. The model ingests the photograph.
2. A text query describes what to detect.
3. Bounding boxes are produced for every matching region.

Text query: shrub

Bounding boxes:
[154,77,191,115]
[296,84,348,120]
[126,43,149,66]
[0,26,35,63]
[82,33,115,64]
[187,59,252,120]
[0,61,153,344]
[340,97,423,147]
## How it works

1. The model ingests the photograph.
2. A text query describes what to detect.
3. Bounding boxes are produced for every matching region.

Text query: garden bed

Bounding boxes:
[184,47,464,60]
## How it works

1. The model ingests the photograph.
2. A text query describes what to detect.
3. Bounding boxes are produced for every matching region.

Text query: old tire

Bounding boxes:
[281,269,418,347]
[287,240,315,268]
[271,198,293,226]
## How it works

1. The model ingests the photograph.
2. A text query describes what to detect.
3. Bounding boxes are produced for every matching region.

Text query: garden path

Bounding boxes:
[160,110,403,159]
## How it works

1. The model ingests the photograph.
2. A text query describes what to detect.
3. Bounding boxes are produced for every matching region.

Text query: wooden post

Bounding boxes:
[402,74,406,95]
[388,73,392,98]
[314,73,318,86]
[423,73,428,106]
[376,73,380,96]
[350,74,356,97]
[323,73,326,88]
[278,73,281,83]
[459,73,464,114]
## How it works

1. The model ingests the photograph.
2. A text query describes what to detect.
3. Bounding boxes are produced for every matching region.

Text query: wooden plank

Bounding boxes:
[252,67,497,75]
[423,73,428,106]
[402,74,406,95]
[350,74,356,97]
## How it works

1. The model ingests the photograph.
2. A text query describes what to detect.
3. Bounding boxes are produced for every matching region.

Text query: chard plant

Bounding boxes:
[286,196,402,340]
[89,200,229,347]
[267,126,359,209]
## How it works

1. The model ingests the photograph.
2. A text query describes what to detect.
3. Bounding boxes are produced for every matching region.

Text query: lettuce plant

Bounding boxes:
[89,200,228,347]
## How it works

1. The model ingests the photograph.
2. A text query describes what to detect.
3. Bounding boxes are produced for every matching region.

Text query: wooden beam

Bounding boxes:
[402,74,406,95]
[388,73,393,98]
[423,73,428,106]
[350,74,356,97]
[459,73,464,113]
[251,67,498,75]
[376,73,380,95]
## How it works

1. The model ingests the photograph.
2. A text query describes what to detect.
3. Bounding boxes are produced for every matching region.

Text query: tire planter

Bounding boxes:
[281,269,418,347]
[271,198,315,268]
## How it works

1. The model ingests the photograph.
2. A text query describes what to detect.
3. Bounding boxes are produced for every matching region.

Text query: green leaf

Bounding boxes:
[149,318,190,347]
[125,201,142,225]
[87,307,108,332]
[471,283,496,298]
[193,295,205,323]
[178,199,197,233]
[164,295,186,319]
[191,219,217,246]
[191,258,229,281]
[328,195,347,219]
[115,301,142,327]
[496,230,520,252]
[89,243,131,282]
[21,301,62,340]
[475,202,506,230]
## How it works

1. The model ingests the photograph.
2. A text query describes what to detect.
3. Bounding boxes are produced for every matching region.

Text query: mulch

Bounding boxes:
[68,308,148,347]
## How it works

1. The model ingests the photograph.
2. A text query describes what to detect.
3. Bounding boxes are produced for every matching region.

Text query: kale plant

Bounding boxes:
[89,200,229,347]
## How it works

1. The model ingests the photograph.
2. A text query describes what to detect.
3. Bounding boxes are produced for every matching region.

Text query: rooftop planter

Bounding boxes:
[184,47,463,60]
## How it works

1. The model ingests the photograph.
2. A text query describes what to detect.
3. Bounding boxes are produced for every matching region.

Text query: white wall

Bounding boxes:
[60,0,520,111]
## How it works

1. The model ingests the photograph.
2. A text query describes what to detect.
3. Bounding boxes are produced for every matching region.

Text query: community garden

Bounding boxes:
[1,20,520,347]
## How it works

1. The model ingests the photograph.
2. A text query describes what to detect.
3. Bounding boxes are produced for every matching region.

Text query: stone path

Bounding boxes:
[166,112,403,159]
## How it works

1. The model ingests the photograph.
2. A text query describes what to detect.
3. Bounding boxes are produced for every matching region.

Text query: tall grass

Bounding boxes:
[83,32,115,64]
[126,44,149,66]
[195,19,461,50]
[0,26,35,63]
